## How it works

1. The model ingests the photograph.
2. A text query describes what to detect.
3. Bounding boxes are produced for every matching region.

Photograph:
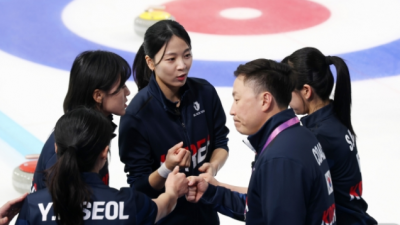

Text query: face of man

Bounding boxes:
[230,75,268,135]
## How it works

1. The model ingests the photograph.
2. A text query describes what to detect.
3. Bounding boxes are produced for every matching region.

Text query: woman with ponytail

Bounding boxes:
[119,20,229,224]
[282,47,377,224]
[16,108,188,225]
[32,50,132,192]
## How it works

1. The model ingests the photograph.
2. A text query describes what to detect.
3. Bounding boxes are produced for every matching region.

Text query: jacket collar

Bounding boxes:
[107,114,117,139]
[148,73,190,113]
[81,172,106,186]
[247,109,297,155]
[300,102,334,128]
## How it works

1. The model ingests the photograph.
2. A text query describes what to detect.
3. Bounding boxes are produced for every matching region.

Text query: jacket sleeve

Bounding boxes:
[209,86,229,152]
[257,158,307,224]
[15,198,30,225]
[119,114,162,198]
[200,184,246,221]
[31,132,55,192]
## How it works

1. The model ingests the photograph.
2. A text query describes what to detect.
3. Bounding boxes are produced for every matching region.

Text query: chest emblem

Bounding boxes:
[194,101,200,111]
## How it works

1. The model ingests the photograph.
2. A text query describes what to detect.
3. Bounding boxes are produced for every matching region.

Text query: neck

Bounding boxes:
[308,98,330,115]
[156,76,180,103]
[256,105,287,133]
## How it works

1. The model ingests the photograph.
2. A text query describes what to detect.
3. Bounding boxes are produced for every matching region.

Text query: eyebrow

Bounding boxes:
[164,48,191,56]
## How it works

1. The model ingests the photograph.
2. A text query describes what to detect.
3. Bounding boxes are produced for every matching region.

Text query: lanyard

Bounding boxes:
[244,116,299,220]
[259,117,300,156]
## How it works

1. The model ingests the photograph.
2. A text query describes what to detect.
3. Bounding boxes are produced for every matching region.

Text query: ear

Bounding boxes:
[54,143,58,153]
[93,89,104,104]
[100,146,109,160]
[260,92,273,112]
[301,84,313,100]
[145,55,155,71]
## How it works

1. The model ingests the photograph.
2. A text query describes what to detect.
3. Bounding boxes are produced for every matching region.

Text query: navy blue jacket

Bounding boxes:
[17,173,157,225]
[31,116,116,192]
[301,103,377,224]
[119,75,229,225]
[201,109,336,225]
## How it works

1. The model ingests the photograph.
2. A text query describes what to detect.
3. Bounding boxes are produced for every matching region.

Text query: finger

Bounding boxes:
[198,163,209,172]
[175,148,187,161]
[0,217,9,224]
[168,142,184,153]
[188,176,203,186]
[178,151,190,167]
[172,166,179,174]
[185,151,191,167]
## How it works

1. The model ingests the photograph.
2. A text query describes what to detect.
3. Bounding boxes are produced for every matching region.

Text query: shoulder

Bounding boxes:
[187,77,216,93]
[124,86,158,119]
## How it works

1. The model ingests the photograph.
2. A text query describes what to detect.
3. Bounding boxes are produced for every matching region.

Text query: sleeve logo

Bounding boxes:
[325,170,334,195]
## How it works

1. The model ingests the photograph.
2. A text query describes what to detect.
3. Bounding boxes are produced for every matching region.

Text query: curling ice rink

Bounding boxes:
[1,0,400,224]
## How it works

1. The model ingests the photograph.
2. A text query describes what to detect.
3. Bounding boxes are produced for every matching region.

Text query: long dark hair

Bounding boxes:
[282,47,355,135]
[133,20,191,90]
[47,107,114,225]
[63,50,131,113]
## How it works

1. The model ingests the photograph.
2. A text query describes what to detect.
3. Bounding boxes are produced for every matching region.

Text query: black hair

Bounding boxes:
[281,47,355,135]
[63,50,131,113]
[133,20,191,90]
[234,59,295,108]
[47,107,114,225]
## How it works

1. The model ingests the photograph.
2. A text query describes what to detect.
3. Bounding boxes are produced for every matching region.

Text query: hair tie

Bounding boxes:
[325,56,333,65]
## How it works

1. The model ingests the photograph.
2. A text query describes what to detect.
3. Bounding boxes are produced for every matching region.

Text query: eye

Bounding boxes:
[184,53,192,58]
[166,58,175,61]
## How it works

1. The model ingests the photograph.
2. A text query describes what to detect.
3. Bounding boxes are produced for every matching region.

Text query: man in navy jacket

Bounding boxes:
[186,59,336,225]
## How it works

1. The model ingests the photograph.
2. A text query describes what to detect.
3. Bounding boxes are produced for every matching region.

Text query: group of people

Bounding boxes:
[0,20,377,225]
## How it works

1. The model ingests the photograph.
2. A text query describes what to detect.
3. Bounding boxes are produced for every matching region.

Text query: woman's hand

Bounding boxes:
[165,142,191,170]
[165,166,189,198]
[0,193,28,225]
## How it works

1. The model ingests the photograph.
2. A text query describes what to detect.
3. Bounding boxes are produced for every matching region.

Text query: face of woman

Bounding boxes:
[289,90,307,115]
[101,79,131,116]
[152,35,192,90]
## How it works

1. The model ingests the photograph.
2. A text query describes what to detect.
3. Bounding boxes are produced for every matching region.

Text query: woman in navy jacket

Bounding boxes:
[119,20,229,225]
[282,47,377,225]
[17,108,188,225]
[32,50,131,192]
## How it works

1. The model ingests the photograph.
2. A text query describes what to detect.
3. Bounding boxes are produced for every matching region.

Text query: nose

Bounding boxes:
[125,85,131,96]
[229,102,235,116]
[177,57,187,70]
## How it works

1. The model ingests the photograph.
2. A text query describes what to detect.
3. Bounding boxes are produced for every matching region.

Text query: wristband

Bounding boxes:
[158,163,172,178]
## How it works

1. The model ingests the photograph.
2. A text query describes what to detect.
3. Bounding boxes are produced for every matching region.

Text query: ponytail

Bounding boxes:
[48,146,91,225]
[282,47,355,135]
[329,56,355,135]
[133,45,153,91]
[47,107,114,225]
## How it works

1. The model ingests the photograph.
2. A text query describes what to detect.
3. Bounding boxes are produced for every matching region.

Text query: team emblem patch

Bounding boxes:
[325,170,333,195]
[194,101,200,111]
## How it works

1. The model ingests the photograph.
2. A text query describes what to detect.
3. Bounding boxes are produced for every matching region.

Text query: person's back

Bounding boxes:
[283,47,376,224]
[301,103,375,224]
[16,107,188,225]
[19,173,157,225]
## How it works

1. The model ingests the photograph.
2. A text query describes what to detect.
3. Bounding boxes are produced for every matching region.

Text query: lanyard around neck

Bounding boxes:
[259,117,300,156]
